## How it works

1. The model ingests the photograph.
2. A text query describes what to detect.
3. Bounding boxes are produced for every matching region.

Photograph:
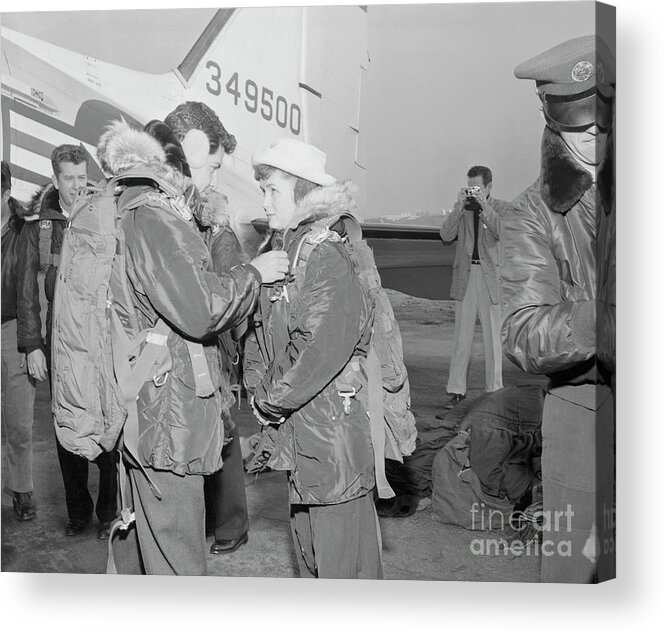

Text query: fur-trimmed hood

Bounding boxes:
[541,126,614,215]
[97,121,185,192]
[287,180,357,229]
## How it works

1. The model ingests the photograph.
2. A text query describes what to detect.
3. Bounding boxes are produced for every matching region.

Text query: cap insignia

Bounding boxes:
[572,60,594,82]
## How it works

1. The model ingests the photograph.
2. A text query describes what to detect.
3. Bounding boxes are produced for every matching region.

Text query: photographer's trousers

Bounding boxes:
[447,264,503,395]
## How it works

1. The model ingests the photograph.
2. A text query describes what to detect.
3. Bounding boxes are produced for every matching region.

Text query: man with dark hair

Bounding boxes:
[160,102,252,556]
[164,100,237,167]
[1,161,38,521]
[438,165,512,412]
[244,138,382,579]
[16,144,118,538]
[49,145,89,182]
[502,35,615,583]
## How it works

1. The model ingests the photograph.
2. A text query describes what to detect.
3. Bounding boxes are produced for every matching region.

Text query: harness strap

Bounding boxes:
[106,322,213,572]
[121,191,166,213]
[290,237,318,290]
[288,212,360,283]
[38,221,59,272]
[110,309,170,501]
[105,313,166,575]
[106,461,134,574]
[366,343,395,499]
[184,341,216,397]
[290,233,315,277]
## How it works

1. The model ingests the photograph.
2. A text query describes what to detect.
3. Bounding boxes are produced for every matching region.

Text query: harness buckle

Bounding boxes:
[338,389,357,415]
[153,371,169,388]
[269,284,289,303]
[119,508,135,531]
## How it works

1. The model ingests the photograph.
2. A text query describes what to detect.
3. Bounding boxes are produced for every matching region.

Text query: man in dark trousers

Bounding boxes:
[16,145,118,539]
[203,222,251,555]
[162,101,251,555]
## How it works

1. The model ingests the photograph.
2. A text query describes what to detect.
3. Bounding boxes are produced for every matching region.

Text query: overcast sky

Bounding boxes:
[362,2,600,215]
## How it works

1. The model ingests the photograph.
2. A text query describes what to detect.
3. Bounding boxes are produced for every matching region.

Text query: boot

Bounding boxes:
[12,491,37,521]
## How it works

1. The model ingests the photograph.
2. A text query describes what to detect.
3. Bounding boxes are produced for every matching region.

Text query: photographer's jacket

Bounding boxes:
[501,127,615,383]
[439,196,512,304]
[244,182,376,506]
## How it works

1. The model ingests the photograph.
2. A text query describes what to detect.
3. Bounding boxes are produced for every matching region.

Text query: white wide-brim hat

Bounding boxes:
[252,138,336,187]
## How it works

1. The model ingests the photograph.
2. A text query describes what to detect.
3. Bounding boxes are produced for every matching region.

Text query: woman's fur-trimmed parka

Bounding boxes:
[244,181,377,505]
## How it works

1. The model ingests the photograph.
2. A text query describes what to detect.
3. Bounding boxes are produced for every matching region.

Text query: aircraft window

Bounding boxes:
[2,10,216,74]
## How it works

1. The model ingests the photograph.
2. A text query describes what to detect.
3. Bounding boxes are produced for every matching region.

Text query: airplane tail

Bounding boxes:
[2,7,369,218]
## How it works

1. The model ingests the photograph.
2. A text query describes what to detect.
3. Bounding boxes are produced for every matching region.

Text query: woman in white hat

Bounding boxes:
[244,138,383,579]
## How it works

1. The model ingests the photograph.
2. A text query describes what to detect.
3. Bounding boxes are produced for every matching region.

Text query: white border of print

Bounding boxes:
[1,1,661,632]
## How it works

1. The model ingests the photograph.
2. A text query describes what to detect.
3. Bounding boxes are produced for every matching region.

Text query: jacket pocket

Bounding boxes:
[292,405,373,504]
[298,384,347,427]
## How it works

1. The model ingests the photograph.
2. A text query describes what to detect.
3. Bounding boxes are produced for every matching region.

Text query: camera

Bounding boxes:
[464,186,482,211]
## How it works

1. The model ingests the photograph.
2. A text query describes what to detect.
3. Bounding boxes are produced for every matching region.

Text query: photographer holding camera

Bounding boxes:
[438,166,512,413]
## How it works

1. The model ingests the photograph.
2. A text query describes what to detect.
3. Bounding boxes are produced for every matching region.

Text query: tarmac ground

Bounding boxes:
[2,291,546,580]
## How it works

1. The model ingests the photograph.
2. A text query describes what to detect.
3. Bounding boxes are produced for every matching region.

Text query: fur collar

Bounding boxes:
[288,180,357,229]
[8,196,30,219]
[541,126,614,215]
[28,183,62,220]
[97,121,185,192]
